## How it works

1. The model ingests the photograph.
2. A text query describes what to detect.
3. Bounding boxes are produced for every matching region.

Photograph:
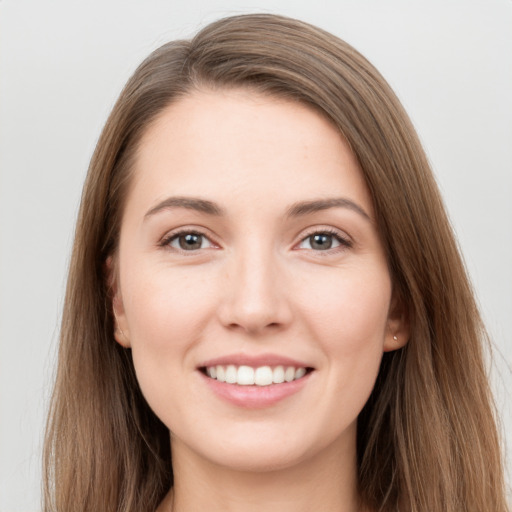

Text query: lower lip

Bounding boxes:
[199,371,312,408]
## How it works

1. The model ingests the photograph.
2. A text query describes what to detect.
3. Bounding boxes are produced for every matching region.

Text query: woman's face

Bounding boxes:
[113,89,407,472]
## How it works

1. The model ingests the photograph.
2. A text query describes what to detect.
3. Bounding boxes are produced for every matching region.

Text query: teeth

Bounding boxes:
[295,367,306,379]
[216,366,226,383]
[206,364,309,386]
[255,366,273,386]
[225,365,237,383]
[237,365,254,385]
[273,366,285,384]
[284,366,295,382]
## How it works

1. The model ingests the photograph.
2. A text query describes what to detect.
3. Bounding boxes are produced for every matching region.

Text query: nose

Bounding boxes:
[217,246,293,335]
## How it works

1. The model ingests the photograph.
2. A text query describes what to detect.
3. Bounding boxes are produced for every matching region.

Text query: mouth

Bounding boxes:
[200,364,314,386]
[197,354,315,408]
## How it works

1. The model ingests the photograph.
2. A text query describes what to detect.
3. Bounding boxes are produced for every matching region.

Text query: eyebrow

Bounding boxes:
[285,198,371,221]
[144,196,225,219]
[144,195,371,221]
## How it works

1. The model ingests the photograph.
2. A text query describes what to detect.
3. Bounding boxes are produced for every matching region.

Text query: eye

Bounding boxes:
[297,230,350,251]
[165,231,214,251]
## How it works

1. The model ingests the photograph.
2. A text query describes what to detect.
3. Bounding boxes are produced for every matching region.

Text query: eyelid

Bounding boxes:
[157,225,352,254]
[159,226,220,253]
[293,226,353,252]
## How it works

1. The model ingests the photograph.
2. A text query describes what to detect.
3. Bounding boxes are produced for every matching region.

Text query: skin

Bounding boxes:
[111,89,408,512]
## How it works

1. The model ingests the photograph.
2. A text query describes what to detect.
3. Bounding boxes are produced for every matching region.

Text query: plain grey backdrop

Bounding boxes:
[1,0,511,510]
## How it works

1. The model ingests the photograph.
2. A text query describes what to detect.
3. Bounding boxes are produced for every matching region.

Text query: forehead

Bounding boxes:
[128,88,373,218]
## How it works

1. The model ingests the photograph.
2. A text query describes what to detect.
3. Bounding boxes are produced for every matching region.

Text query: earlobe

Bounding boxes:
[112,296,131,348]
[383,330,408,352]
[383,293,410,352]
[105,256,131,348]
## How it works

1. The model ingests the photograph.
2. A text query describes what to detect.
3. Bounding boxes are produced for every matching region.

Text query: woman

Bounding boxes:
[43,13,509,512]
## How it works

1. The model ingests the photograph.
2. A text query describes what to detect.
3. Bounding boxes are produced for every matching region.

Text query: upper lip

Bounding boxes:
[199,353,313,369]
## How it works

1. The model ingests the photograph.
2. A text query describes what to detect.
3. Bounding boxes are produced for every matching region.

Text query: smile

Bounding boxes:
[198,354,315,407]
[203,365,310,386]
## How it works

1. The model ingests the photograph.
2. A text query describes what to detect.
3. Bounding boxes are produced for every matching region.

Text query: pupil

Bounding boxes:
[311,234,332,250]
[179,234,202,250]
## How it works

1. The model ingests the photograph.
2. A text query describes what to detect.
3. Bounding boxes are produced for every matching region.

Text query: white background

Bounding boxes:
[0,1,511,510]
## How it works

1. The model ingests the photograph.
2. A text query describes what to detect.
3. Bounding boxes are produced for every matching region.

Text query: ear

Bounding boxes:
[383,291,410,352]
[105,256,131,348]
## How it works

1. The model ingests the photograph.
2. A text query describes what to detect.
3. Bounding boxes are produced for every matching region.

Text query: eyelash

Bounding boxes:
[159,229,216,254]
[297,228,353,254]
[159,227,352,254]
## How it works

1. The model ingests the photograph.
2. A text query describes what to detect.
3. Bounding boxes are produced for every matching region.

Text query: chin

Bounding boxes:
[174,419,353,474]
[204,442,311,473]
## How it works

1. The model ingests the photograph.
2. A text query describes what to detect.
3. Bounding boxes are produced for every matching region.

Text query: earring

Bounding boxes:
[393,335,398,342]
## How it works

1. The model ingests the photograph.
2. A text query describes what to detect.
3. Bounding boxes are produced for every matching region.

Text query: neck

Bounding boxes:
[158,432,363,512]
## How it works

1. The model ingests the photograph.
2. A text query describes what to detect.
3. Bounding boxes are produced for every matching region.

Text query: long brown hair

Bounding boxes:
[43,13,508,512]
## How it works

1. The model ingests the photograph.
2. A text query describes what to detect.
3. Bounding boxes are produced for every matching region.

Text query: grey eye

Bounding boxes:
[169,233,212,251]
[298,233,342,251]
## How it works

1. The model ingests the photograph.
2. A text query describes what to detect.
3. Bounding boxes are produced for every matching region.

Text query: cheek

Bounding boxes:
[120,264,219,425]
[295,263,391,405]
[121,263,218,358]
[297,262,392,344]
